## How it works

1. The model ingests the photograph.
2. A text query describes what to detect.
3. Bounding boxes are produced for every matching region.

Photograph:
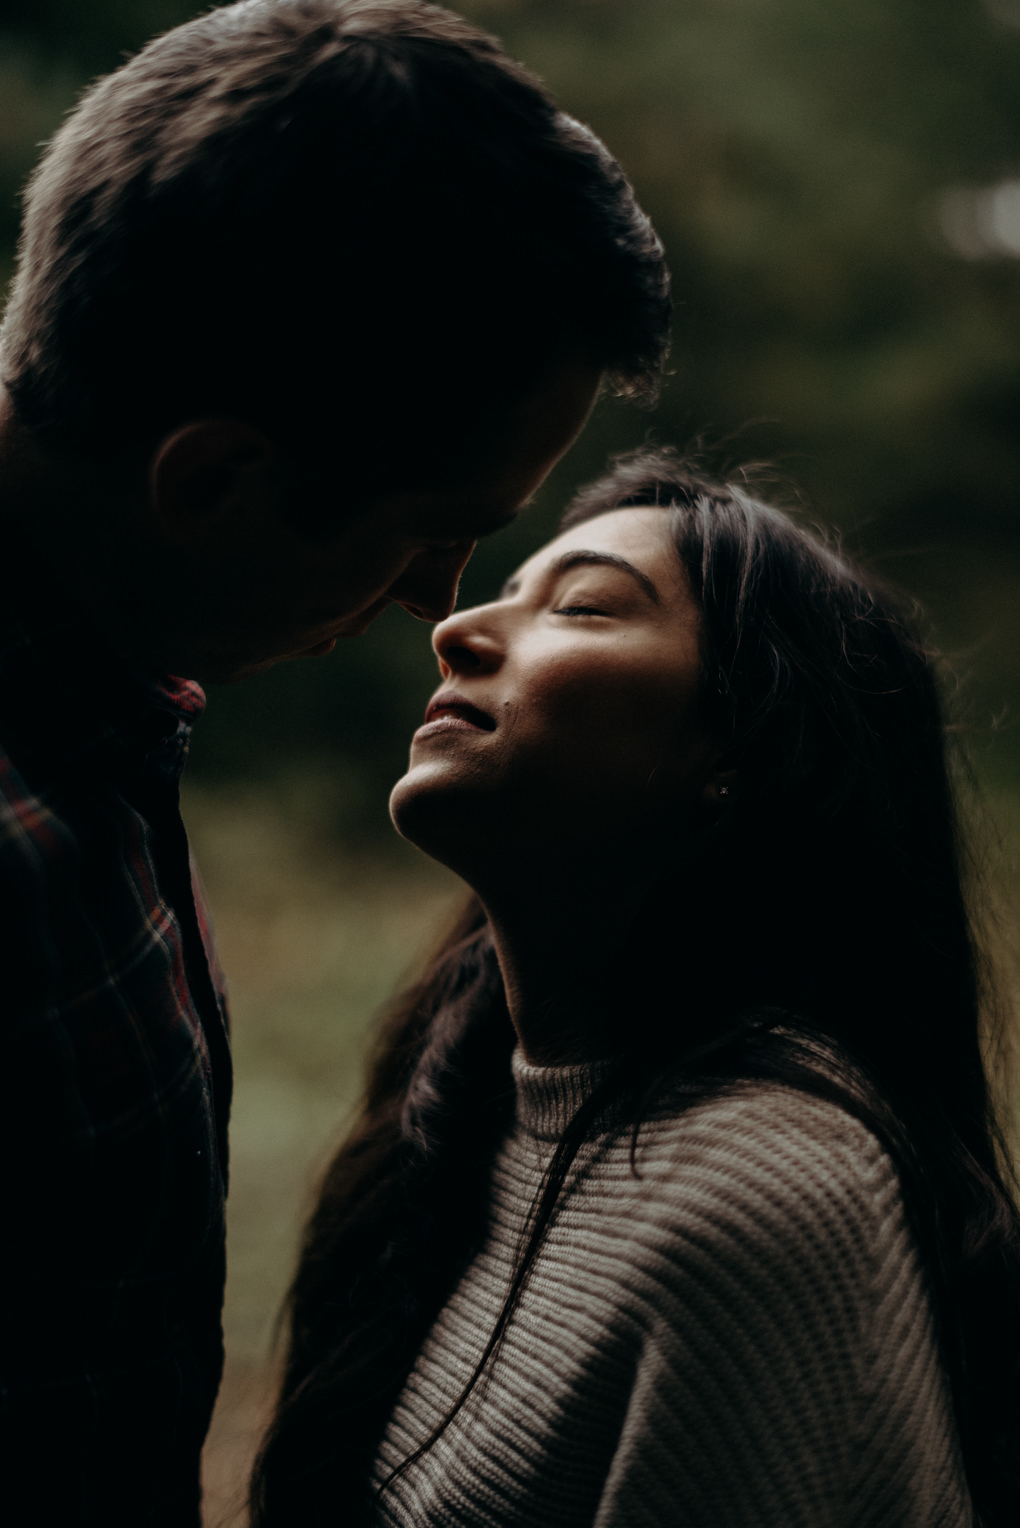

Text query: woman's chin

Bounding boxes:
[389,767,491,868]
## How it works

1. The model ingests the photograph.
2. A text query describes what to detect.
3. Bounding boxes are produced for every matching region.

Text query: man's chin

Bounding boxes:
[330,597,393,640]
[192,601,394,682]
[199,655,278,685]
[212,643,334,682]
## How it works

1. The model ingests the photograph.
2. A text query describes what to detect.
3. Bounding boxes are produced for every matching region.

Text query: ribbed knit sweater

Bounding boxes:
[372,1051,972,1527]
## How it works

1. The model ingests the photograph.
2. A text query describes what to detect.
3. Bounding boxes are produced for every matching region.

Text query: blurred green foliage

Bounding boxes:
[3,0,1020,830]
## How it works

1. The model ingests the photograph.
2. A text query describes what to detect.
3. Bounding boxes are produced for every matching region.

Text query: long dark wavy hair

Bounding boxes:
[252,450,1020,1526]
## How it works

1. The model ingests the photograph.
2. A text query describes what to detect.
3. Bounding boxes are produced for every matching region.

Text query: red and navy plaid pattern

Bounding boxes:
[0,589,232,1526]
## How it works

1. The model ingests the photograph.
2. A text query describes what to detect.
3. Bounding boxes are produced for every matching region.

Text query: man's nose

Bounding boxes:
[388,541,477,622]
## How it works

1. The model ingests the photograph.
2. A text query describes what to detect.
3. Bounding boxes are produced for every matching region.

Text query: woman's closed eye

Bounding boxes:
[552,602,612,617]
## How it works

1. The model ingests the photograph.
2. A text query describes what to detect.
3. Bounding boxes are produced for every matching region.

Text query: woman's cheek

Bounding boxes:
[531,684,665,792]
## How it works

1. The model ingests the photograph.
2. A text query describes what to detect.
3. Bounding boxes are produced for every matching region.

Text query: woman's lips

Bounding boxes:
[417,693,497,735]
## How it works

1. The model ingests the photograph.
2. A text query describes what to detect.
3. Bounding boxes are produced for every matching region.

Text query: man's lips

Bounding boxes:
[421,692,497,732]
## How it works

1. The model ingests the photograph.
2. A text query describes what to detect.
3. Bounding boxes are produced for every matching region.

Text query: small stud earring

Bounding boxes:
[718,785,730,797]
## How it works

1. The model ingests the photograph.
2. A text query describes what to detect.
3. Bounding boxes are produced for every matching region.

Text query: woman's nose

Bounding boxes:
[432,604,503,678]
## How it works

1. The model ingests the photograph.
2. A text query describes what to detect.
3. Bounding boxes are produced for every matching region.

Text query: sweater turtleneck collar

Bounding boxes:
[511,1048,621,1143]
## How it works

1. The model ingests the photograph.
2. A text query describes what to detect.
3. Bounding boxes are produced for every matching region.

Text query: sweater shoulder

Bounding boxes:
[582,1079,902,1306]
[642,1075,891,1193]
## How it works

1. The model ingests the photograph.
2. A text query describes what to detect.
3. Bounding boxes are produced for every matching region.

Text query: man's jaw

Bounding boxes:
[299,595,395,655]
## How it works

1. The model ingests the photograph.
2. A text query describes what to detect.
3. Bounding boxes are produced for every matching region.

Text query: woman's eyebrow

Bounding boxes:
[553,549,661,603]
[499,549,662,603]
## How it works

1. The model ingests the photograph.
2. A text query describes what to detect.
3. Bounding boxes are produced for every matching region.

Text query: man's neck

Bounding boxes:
[0,392,158,668]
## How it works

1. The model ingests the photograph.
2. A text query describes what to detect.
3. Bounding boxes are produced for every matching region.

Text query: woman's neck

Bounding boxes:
[475,856,650,1067]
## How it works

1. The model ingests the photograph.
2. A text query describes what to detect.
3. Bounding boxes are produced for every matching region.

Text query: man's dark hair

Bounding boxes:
[0,0,670,528]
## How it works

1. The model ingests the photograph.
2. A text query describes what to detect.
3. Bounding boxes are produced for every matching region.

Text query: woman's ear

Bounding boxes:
[148,419,275,545]
[702,767,738,806]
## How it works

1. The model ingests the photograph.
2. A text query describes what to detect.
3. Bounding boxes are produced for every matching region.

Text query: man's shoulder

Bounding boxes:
[0,736,77,856]
[0,733,217,1141]
[0,735,182,1029]
[0,740,87,968]
[0,735,126,921]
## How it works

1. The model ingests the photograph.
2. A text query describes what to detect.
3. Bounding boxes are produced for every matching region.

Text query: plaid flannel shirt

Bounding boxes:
[0,580,232,1526]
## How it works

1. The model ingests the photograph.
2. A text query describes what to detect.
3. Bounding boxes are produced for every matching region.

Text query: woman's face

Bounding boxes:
[390,507,720,869]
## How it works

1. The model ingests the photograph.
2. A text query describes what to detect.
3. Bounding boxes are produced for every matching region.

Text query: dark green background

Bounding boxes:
[3,0,1019,833]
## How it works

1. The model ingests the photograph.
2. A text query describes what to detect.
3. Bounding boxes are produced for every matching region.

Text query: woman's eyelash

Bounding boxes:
[553,604,609,616]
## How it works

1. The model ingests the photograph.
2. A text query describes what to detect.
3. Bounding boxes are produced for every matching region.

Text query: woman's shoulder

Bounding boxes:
[580,1077,966,1528]
[623,1071,905,1289]
[511,1042,912,1298]
[649,1066,890,1174]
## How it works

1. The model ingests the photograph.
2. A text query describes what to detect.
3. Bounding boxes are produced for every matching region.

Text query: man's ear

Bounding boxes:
[149,420,275,544]
[701,766,738,806]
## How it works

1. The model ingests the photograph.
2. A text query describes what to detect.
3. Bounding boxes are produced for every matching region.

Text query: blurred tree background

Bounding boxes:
[3,2,1019,1520]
